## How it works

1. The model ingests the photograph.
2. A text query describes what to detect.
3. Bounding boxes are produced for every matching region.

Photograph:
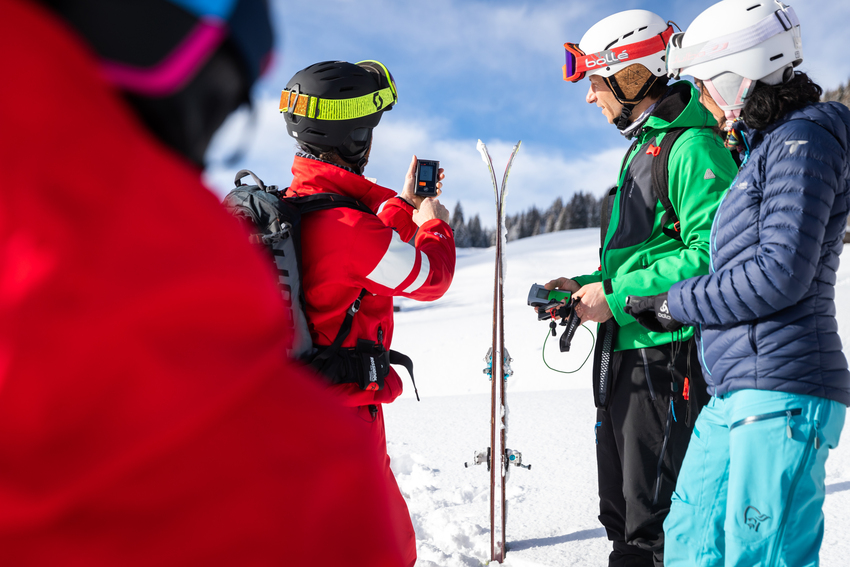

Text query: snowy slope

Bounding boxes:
[384,230,850,566]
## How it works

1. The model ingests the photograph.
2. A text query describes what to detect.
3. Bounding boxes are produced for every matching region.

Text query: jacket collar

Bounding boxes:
[641,82,716,138]
[288,154,397,212]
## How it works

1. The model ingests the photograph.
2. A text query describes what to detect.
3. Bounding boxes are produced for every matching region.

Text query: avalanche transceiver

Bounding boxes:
[528,283,571,320]
[414,159,439,197]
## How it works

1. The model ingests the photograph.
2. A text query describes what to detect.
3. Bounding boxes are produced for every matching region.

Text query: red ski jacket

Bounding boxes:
[0,1,418,565]
[290,155,456,406]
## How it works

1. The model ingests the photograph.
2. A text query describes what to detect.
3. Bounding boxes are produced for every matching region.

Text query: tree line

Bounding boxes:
[823,81,850,107]
[449,190,605,248]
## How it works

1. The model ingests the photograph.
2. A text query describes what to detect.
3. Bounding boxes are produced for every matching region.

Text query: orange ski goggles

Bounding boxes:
[562,24,675,83]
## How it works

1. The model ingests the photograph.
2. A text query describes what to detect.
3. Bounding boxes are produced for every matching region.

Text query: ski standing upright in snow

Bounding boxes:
[464,139,529,564]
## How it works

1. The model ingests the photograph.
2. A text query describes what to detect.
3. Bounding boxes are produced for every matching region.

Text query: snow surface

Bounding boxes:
[384,229,850,566]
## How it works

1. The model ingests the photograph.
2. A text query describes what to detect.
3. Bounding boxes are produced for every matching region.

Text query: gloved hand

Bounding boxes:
[624,292,684,333]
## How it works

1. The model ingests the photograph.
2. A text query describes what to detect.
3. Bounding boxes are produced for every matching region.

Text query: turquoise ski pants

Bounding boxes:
[663,389,845,566]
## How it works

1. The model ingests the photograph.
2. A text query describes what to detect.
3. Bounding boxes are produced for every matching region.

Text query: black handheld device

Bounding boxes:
[415,159,439,197]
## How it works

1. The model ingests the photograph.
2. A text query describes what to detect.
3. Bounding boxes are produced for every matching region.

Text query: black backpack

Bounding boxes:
[601,127,688,254]
[223,169,417,399]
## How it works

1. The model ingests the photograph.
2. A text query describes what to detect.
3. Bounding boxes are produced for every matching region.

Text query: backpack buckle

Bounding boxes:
[348,296,362,315]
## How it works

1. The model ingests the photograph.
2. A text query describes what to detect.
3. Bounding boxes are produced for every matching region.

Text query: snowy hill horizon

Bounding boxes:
[385,229,850,566]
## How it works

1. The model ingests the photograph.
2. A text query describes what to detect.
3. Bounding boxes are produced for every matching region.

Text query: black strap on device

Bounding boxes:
[553,298,582,353]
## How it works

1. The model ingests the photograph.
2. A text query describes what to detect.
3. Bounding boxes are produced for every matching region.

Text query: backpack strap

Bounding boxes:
[309,288,369,371]
[389,350,418,401]
[287,192,376,216]
[650,127,689,241]
[599,185,618,261]
[288,192,421,399]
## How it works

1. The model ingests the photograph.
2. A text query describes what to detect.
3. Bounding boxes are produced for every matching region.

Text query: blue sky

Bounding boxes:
[205,0,850,226]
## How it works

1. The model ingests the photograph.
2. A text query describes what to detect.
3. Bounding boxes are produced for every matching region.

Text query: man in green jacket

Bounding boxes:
[551,9,738,567]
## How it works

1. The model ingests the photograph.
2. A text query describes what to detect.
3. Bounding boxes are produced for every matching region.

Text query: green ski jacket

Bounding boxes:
[572,82,737,351]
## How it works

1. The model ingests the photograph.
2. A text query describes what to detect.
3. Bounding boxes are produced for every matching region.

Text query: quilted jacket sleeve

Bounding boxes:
[669,119,845,326]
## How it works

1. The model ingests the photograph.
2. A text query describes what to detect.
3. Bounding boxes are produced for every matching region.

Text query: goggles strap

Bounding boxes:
[355,59,398,101]
[572,25,674,79]
[279,87,396,120]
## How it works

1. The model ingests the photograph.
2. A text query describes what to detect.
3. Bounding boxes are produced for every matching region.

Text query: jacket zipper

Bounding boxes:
[698,324,712,378]
[652,400,674,505]
[709,173,738,275]
[602,143,642,274]
[640,349,657,401]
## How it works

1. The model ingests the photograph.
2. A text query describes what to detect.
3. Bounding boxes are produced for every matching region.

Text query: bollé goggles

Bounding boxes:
[562,24,674,82]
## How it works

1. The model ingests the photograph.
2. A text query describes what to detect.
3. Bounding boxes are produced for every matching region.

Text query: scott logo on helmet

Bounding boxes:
[373,92,384,111]
[585,49,630,69]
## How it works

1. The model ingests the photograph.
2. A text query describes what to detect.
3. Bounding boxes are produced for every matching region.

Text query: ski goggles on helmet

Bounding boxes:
[562,24,674,83]
[279,59,398,120]
[666,5,800,79]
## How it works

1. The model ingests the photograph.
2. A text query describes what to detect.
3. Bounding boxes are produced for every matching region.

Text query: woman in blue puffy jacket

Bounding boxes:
[623,1,850,565]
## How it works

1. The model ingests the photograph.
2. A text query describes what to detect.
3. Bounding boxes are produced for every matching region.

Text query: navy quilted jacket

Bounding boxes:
[667,101,850,405]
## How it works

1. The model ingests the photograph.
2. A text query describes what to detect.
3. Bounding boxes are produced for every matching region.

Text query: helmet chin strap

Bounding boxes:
[615,104,636,131]
[604,70,661,131]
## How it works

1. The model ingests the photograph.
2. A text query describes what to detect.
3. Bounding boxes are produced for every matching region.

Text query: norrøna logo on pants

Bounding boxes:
[744,506,770,532]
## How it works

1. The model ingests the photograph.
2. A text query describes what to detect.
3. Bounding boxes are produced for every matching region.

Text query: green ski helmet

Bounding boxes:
[280,60,398,171]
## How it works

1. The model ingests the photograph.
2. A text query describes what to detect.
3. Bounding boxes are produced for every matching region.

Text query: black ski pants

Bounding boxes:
[595,339,709,567]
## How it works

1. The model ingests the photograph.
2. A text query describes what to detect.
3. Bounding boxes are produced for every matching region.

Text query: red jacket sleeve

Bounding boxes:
[353,217,455,301]
[378,196,418,242]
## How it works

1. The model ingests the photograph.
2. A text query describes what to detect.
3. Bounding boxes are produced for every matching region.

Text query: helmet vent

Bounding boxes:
[770,54,784,61]
[623,31,634,39]
[638,26,647,32]
[339,86,355,92]
[304,128,327,137]
[746,4,762,10]
[316,65,337,73]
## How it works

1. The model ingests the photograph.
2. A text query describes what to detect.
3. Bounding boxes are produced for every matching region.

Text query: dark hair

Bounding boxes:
[646,76,670,101]
[741,71,823,130]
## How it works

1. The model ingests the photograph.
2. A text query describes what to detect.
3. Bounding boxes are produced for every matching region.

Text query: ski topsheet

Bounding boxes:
[473,139,523,564]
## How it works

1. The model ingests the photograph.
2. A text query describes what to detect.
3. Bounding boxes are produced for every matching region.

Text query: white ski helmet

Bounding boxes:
[563,10,674,128]
[667,0,802,121]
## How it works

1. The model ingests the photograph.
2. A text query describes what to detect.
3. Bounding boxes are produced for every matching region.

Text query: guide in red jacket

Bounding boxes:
[0,1,424,566]
[279,60,457,565]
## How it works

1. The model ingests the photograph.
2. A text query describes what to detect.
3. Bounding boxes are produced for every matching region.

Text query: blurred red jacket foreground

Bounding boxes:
[0,1,414,565]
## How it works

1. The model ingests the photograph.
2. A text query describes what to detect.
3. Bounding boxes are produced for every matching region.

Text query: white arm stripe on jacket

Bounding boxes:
[366,231,418,290]
[403,252,430,293]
